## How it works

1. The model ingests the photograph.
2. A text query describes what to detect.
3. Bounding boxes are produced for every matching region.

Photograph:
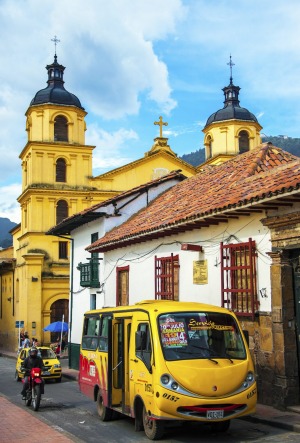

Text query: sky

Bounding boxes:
[0,0,299,223]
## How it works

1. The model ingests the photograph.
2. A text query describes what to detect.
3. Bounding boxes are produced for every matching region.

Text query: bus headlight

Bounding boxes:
[161,374,170,385]
[246,372,254,382]
[242,371,255,388]
[171,381,179,390]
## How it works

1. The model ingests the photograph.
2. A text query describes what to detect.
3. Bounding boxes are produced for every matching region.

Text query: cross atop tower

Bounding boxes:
[154,116,168,138]
[227,54,235,84]
[51,35,60,56]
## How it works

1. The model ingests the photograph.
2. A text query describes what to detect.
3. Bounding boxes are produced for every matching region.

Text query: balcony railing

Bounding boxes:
[77,258,101,288]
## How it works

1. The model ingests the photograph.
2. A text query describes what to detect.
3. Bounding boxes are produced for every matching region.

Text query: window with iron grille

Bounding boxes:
[239,130,250,154]
[155,254,179,300]
[56,158,66,182]
[56,200,68,224]
[221,238,259,320]
[58,241,68,259]
[54,115,68,141]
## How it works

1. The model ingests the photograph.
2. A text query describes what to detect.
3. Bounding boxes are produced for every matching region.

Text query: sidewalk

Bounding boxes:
[1,348,300,436]
[0,394,76,443]
[0,349,79,442]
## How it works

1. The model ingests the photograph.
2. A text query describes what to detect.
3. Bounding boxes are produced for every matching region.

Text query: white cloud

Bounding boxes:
[0,0,183,197]
[87,124,139,172]
[0,183,21,223]
[1,0,300,223]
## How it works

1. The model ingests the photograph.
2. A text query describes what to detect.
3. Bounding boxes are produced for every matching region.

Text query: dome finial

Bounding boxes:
[51,35,60,63]
[227,54,235,85]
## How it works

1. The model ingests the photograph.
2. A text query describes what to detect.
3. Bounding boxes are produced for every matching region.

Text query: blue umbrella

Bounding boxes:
[43,321,68,333]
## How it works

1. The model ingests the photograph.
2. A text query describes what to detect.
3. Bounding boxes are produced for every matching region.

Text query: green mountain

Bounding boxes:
[0,217,17,249]
[180,136,300,167]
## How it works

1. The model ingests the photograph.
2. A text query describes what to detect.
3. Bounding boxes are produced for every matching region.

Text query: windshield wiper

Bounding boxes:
[224,352,234,363]
[206,347,234,364]
[184,344,219,364]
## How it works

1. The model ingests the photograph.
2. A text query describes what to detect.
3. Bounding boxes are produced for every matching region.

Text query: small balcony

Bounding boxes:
[77,258,100,288]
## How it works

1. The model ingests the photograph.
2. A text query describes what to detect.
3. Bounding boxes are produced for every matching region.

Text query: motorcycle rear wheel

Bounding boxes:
[32,385,41,411]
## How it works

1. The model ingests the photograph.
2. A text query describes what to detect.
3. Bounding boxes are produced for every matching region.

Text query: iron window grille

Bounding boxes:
[56,158,66,182]
[58,241,68,259]
[221,238,259,321]
[155,254,179,300]
[56,200,68,225]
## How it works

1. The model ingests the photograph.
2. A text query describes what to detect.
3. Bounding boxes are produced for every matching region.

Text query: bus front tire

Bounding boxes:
[142,406,165,440]
[96,391,113,421]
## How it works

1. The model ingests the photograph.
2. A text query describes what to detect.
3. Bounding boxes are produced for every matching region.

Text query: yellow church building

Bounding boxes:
[0,53,196,351]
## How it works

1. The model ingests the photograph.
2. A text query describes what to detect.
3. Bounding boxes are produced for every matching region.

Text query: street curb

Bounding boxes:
[242,414,300,433]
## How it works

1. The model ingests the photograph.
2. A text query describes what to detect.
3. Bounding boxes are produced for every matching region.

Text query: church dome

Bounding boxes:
[30,55,84,110]
[205,72,257,127]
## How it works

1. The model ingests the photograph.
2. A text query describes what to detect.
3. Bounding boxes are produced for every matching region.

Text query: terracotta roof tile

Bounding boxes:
[87,145,300,252]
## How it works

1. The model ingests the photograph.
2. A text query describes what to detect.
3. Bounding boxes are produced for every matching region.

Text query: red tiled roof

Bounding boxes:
[87,144,300,252]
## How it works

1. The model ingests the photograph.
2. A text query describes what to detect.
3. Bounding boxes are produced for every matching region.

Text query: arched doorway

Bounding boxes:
[50,299,69,343]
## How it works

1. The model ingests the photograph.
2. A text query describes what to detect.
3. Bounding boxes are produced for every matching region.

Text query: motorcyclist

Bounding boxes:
[20,347,44,399]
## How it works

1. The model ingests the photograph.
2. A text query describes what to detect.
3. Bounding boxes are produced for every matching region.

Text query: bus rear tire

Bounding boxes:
[142,406,165,440]
[96,391,113,421]
[211,420,230,432]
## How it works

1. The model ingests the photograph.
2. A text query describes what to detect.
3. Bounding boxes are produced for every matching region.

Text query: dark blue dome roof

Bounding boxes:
[205,79,257,127]
[30,55,84,110]
[206,105,258,126]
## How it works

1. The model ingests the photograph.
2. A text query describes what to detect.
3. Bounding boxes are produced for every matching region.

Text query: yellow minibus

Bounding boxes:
[79,300,256,440]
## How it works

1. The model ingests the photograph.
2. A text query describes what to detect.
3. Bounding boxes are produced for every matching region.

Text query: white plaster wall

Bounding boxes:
[71,220,106,344]
[101,212,272,312]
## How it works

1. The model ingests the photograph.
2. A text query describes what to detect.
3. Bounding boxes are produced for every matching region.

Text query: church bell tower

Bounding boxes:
[202,56,262,166]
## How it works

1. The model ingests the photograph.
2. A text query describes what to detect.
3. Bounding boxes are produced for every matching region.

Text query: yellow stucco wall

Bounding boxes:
[202,120,262,164]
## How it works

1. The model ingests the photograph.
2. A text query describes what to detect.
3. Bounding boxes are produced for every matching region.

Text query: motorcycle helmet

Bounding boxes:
[29,347,38,358]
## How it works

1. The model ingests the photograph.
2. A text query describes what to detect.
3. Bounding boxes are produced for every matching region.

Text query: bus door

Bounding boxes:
[111,317,132,413]
[132,318,153,403]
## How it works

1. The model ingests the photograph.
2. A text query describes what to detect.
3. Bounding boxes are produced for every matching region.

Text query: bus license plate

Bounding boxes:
[43,371,50,375]
[207,410,224,419]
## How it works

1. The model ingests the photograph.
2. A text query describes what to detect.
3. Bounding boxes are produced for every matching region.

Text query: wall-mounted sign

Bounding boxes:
[193,260,208,284]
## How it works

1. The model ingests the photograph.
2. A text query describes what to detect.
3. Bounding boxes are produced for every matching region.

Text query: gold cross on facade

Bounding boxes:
[154,116,168,137]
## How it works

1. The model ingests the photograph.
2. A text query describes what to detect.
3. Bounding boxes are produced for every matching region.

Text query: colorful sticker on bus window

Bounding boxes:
[160,319,188,347]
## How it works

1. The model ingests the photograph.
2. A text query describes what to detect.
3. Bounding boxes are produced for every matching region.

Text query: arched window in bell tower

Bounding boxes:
[56,158,66,182]
[206,135,212,159]
[56,200,68,224]
[54,115,68,142]
[239,130,250,154]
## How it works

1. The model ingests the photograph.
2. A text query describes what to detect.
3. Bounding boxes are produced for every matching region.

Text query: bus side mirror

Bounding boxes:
[243,330,249,346]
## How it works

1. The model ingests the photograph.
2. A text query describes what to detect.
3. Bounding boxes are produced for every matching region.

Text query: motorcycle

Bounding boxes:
[21,367,44,411]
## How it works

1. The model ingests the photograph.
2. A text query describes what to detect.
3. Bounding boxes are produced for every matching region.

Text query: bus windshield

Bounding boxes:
[158,311,246,361]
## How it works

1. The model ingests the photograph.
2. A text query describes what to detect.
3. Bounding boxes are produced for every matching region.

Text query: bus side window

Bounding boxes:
[82,316,100,350]
[135,323,152,369]
[99,316,109,351]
